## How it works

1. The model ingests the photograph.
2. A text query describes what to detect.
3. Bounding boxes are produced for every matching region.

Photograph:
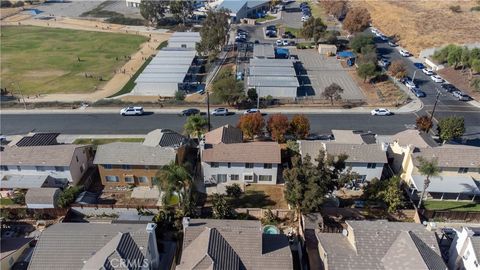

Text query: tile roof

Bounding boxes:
[28,223,151,270]
[202,142,281,164]
[25,188,60,206]
[0,145,88,167]
[331,130,365,144]
[412,145,480,168]
[323,143,388,163]
[317,220,445,270]
[204,125,243,145]
[390,130,438,148]
[93,142,176,166]
[143,129,188,148]
[180,219,293,270]
[15,133,59,147]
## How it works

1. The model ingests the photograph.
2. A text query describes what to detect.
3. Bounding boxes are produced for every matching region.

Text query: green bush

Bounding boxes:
[225,184,242,199]
[175,90,186,101]
[58,186,84,208]
[471,6,480,11]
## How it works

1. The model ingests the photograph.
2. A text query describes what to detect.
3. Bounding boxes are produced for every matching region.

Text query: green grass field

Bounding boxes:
[423,201,480,212]
[1,26,147,95]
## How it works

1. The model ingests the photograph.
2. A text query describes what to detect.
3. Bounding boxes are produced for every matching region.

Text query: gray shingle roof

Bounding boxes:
[0,174,51,189]
[0,145,88,167]
[412,145,480,168]
[25,188,60,206]
[28,223,151,270]
[470,237,480,262]
[410,174,480,194]
[324,143,387,163]
[93,142,176,166]
[298,141,387,164]
[180,219,293,270]
[317,220,445,270]
[202,142,281,164]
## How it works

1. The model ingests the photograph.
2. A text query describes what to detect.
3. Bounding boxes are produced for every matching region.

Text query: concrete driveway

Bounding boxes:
[293,48,365,100]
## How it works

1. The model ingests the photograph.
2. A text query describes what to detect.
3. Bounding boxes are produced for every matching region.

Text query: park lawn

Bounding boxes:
[256,15,276,23]
[1,26,147,95]
[423,201,480,212]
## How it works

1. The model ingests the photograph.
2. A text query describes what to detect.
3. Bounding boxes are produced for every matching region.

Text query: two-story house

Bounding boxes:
[0,145,93,191]
[201,142,281,191]
[401,145,480,201]
[298,141,388,182]
[449,227,480,270]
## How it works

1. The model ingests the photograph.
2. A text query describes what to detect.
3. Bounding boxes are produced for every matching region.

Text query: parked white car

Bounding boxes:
[430,75,444,83]
[120,106,144,116]
[282,39,289,46]
[399,49,410,57]
[276,39,283,46]
[211,108,229,116]
[405,80,417,89]
[301,16,310,22]
[244,108,261,115]
[371,108,392,116]
[452,90,471,101]
[422,68,435,76]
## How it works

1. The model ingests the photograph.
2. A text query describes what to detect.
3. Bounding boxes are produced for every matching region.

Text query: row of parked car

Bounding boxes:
[299,2,311,22]
[235,29,248,43]
[180,108,262,116]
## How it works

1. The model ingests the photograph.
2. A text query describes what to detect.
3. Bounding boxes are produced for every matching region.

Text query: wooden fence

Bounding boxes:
[420,209,480,222]
[234,208,293,219]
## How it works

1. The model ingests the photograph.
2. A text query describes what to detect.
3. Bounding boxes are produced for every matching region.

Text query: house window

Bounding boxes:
[259,175,272,182]
[124,176,134,183]
[0,166,8,171]
[367,163,377,169]
[245,163,254,169]
[458,167,469,174]
[105,176,119,182]
[36,166,45,172]
[264,163,272,169]
[104,164,113,169]
[122,165,132,170]
[227,162,231,168]
[217,174,227,183]
[211,162,219,168]
[244,175,254,181]
[138,176,149,183]
[55,166,64,172]
[231,174,239,181]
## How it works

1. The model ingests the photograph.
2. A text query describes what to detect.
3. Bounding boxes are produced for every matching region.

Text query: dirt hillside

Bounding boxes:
[351,0,480,55]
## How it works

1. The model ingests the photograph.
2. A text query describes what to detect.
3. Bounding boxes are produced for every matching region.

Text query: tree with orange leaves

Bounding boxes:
[237,112,265,140]
[267,114,290,143]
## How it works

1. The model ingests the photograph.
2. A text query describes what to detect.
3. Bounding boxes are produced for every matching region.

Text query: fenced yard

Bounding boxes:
[231,184,289,209]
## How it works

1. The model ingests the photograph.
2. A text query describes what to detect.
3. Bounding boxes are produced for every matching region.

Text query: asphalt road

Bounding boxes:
[0,113,416,136]
[373,34,480,138]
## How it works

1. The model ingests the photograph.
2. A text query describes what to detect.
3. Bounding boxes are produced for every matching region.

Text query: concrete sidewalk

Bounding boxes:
[0,99,423,115]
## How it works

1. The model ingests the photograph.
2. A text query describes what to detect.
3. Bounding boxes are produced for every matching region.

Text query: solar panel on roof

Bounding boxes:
[16,133,59,147]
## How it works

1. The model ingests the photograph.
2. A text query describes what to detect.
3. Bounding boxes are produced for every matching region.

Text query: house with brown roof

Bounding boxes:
[298,141,388,182]
[0,144,93,189]
[201,142,281,192]
[401,145,480,201]
[316,220,447,270]
[178,218,293,270]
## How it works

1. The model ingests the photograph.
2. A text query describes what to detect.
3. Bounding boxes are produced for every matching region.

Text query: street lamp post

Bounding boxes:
[412,70,418,83]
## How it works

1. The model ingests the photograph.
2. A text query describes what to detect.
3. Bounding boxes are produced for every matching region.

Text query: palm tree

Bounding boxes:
[416,157,441,208]
[184,114,209,139]
[156,161,192,207]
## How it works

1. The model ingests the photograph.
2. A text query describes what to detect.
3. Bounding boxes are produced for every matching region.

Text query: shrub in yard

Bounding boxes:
[12,0,23,7]
[212,193,234,219]
[58,185,84,208]
[12,190,26,205]
[175,90,185,101]
[226,184,242,199]
[416,115,433,132]
[262,209,279,225]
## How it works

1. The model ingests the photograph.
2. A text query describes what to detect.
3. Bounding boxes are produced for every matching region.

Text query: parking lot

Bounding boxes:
[31,0,142,19]
[293,48,365,100]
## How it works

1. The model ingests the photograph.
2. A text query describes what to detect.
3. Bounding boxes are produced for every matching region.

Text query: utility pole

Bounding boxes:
[207,90,211,131]
[256,86,260,109]
[412,69,418,82]
[427,88,441,133]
